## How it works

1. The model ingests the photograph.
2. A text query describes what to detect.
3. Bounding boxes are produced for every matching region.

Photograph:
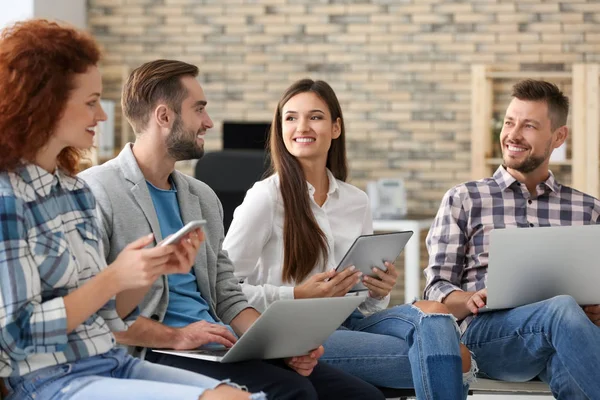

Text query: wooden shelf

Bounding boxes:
[485,158,573,167]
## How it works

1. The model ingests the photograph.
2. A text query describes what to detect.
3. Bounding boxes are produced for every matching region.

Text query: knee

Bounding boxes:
[460,343,472,373]
[543,295,582,320]
[273,376,318,400]
[413,300,450,315]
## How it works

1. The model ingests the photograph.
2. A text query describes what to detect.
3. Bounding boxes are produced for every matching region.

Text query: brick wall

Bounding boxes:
[88,0,600,302]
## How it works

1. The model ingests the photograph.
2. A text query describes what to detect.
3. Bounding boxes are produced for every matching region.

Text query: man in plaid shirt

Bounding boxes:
[425,79,600,399]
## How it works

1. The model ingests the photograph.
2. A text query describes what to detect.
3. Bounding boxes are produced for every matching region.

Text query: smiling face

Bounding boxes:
[51,65,107,151]
[500,97,566,175]
[165,76,213,161]
[281,91,341,163]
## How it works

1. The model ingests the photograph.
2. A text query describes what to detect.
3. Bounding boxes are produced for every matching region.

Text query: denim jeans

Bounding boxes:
[320,303,469,400]
[4,347,266,400]
[462,295,600,400]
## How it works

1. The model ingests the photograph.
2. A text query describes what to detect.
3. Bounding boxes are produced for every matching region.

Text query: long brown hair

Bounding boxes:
[268,79,348,283]
[0,19,100,174]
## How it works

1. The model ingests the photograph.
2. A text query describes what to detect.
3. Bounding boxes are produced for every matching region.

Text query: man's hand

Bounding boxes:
[466,288,488,315]
[583,305,600,326]
[200,384,252,400]
[285,345,324,376]
[172,320,237,350]
[294,267,361,299]
[362,261,398,299]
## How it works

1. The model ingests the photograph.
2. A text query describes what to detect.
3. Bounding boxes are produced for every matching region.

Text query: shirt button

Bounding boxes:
[528,200,532,205]
[529,223,534,227]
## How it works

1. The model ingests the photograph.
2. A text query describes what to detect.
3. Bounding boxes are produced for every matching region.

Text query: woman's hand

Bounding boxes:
[108,229,204,292]
[294,266,362,299]
[162,229,205,275]
[362,261,398,299]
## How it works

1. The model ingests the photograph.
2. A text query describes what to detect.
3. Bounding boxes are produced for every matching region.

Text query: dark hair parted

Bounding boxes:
[122,59,198,134]
[0,19,100,174]
[512,79,570,130]
[268,79,348,283]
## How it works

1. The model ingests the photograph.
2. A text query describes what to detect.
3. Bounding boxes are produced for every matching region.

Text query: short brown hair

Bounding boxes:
[122,59,198,133]
[512,79,569,130]
[0,19,100,174]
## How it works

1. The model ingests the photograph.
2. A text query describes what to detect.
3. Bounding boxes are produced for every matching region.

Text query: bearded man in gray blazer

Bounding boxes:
[79,59,383,400]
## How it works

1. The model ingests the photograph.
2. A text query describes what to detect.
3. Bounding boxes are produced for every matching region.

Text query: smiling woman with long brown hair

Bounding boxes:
[224,78,474,399]
[0,19,255,400]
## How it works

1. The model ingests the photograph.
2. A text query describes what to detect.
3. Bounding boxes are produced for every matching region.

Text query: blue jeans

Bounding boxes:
[4,348,266,400]
[462,295,600,400]
[320,303,469,400]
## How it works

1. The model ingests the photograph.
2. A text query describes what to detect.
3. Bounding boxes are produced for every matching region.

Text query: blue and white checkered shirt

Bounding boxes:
[424,166,600,331]
[0,163,137,377]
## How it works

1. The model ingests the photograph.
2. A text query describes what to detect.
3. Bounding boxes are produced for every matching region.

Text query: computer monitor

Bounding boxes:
[222,121,270,151]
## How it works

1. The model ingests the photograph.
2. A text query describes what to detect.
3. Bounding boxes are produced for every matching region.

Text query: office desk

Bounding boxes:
[373,215,434,304]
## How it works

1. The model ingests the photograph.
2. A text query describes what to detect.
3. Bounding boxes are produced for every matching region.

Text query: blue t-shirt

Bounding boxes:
[146,179,218,328]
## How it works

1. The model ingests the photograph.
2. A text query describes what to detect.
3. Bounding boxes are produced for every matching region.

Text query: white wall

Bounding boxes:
[33,0,86,29]
[0,0,85,30]
[0,0,34,28]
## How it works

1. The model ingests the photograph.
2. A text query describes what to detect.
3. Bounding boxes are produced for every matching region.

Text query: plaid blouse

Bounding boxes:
[0,163,137,377]
[425,166,600,331]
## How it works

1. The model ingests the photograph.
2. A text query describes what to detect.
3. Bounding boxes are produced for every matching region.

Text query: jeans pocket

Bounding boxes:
[17,364,72,398]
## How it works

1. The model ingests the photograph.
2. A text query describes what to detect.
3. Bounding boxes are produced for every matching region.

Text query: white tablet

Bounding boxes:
[336,231,414,292]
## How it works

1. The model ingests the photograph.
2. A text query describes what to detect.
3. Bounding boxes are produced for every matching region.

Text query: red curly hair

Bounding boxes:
[0,19,101,175]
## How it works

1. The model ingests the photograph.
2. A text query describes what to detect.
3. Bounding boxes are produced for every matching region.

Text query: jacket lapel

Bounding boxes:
[117,144,164,242]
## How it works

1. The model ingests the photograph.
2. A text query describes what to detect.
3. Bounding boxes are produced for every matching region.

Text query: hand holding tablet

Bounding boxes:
[335,231,413,292]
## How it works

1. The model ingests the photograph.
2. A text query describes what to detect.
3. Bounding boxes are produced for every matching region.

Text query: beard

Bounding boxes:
[165,114,205,161]
[502,140,552,173]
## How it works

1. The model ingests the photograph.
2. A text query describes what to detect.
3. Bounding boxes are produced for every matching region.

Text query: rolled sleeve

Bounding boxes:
[424,188,469,302]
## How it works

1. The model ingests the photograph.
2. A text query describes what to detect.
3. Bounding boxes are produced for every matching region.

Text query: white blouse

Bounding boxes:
[223,170,390,314]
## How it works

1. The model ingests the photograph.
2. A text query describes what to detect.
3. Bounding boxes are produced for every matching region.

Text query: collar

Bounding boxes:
[307,169,339,196]
[492,165,560,194]
[16,163,83,197]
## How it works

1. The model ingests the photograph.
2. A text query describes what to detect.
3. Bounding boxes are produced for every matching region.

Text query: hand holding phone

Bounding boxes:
[160,220,207,246]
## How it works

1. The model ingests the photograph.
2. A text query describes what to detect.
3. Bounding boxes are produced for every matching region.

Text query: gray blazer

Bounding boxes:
[79,144,251,355]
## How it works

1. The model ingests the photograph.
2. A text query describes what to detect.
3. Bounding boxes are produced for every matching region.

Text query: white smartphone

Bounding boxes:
[160,220,207,246]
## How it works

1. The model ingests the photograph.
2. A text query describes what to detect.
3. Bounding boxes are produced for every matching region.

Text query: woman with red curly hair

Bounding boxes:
[0,20,258,400]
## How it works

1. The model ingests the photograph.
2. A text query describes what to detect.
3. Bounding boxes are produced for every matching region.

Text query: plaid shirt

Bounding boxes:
[425,166,600,331]
[0,163,137,377]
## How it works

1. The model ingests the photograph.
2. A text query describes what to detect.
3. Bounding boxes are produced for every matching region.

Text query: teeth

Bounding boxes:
[86,128,95,132]
[295,138,315,143]
[507,145,526,152]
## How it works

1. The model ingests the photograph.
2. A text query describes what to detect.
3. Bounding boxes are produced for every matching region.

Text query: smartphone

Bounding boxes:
[160,220,207,246]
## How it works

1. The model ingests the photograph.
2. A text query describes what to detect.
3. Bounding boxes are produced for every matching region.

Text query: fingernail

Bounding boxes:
[357,272,363,277]
[372,267,378,272]
[363,276,368,281]
[148,233,154,239]
[349,265,355,271]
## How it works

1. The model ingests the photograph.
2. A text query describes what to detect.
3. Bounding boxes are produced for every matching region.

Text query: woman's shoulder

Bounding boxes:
[248,174,280,200]
[335,179,369,205]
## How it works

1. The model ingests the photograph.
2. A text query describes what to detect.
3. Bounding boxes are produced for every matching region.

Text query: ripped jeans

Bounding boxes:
[321,303,471,400]
[4,347,266,400]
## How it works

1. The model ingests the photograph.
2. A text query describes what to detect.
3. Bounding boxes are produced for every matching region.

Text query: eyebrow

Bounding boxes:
[283,109,325,115]
[504,116,540,125]
[89,92,101,98]
[192,100,207,108]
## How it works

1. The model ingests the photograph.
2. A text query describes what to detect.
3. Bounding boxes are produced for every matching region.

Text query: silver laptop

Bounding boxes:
[484,224,600,311]
[152,295,364,363]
